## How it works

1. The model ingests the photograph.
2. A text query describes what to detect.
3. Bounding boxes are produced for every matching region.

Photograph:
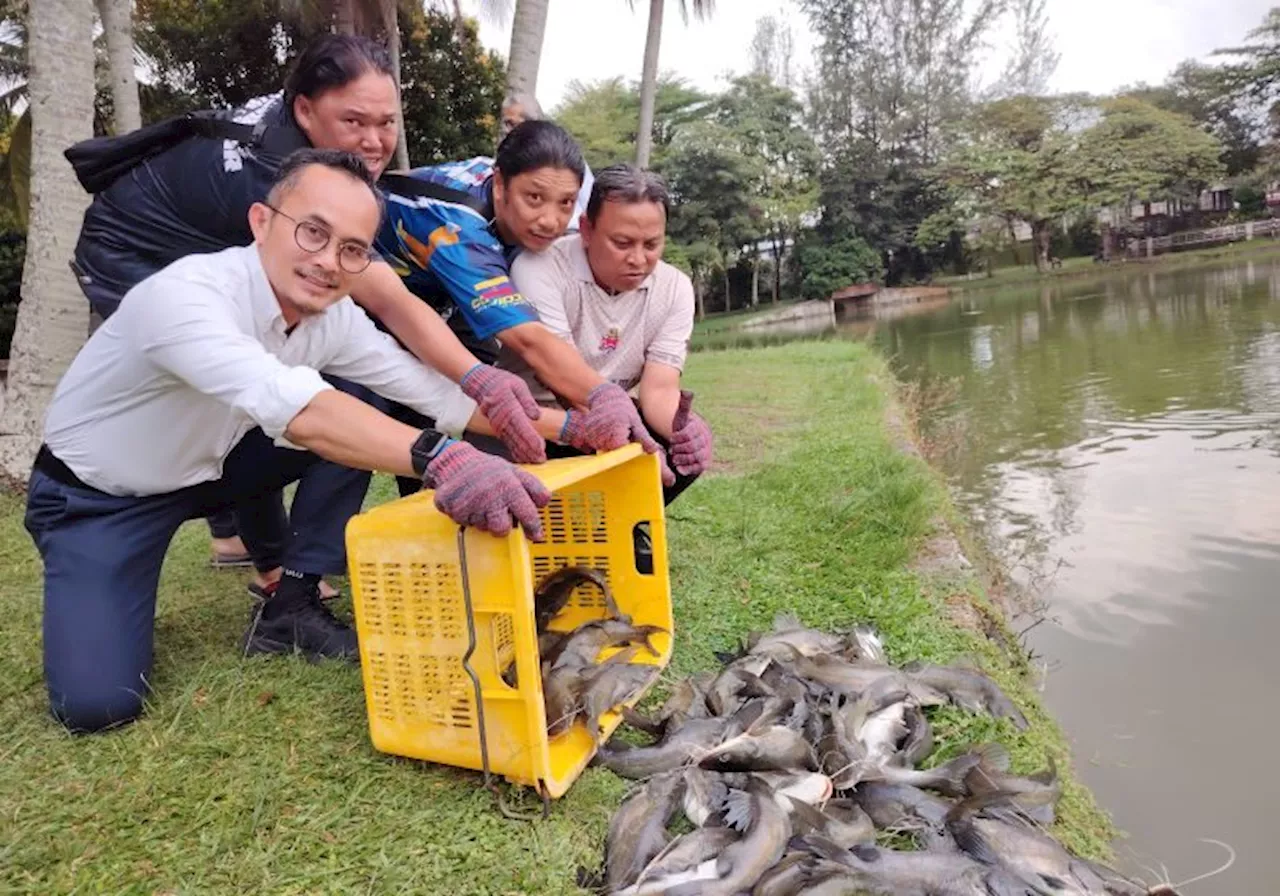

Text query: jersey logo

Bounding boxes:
[599,327,620,354]
[471,275,526,310]
[395,220,460,270]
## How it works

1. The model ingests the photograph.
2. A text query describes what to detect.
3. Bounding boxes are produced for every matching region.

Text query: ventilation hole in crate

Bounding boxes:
[366,651,396,724]
[405,561,465,645]
[493,614,518,688]
[356,562,385,636]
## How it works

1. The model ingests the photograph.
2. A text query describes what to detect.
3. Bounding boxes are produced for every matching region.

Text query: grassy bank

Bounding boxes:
[938,236,1280,293]
[0,342,1112,894]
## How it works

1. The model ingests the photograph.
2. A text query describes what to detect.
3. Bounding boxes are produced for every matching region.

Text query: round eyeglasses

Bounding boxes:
[264,204,375,274]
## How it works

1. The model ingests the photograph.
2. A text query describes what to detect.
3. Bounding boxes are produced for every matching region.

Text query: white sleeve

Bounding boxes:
[510,250,575,341]
[320,302,478,436]
[645,272,695,371]
[135,281,332,441]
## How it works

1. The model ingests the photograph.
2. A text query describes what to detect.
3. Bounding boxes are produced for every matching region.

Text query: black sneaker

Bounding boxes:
[242,591,360,663]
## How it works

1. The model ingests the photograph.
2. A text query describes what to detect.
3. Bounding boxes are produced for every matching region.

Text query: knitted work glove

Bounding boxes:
[424,442,550,540]
[560,383,676,487]
[460,363,546,464]
[668,389,713,476]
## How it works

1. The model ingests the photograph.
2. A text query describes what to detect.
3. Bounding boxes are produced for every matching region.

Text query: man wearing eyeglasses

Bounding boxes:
[24,149,564,734]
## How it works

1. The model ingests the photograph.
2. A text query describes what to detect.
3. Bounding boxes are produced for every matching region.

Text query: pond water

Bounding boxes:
[729,259,1280,892]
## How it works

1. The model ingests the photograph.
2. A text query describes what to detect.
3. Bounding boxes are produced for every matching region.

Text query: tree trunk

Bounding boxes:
[772,238,782,303]
[722,264,731,313]
[506,0,550,98]
[635,0,664,168]
[750,251,760,306]
[334,0,357,34]
[95,0,140,133]
[381,0,409,170]
[1031,221,1051,272]
[1006,218,1022,266]
[0,0,95,482]
[693,274,705,321]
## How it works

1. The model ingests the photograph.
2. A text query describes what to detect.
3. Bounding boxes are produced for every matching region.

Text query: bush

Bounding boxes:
[796,232,884,300]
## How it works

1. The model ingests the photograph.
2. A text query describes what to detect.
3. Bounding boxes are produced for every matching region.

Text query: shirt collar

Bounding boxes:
[244,245,291,335]
[568,235,657,294]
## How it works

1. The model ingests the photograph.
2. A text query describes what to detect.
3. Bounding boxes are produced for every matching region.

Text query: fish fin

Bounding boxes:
[946,797,1006,867]
[949,654,983,671]
[773,610,804,631]
[721,787,757,833]
[974,742,1012,772]
[901,659,925,673]
[783,794,830,832]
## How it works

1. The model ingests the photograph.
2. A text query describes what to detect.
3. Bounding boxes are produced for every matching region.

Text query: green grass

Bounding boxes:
[938,235,1280,293]
[0,341,1113,894]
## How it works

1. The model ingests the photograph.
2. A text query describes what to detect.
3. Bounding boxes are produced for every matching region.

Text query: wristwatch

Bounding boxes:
[410,429,454,478]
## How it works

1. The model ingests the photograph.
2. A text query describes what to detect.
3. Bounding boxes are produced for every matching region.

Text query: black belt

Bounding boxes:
[34,445,105,494]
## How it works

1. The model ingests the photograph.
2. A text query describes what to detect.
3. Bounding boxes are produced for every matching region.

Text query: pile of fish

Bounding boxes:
[530,566,667,736]
[584,613,1177,896]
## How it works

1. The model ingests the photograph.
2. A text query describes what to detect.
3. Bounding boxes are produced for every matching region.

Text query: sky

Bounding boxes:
[455,0,1275,113]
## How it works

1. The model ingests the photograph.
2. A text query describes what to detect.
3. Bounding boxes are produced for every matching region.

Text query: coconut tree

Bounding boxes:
[96,0,141,132]
[0,0,96,482]
[504,0,547,99]
[629,0,714,168]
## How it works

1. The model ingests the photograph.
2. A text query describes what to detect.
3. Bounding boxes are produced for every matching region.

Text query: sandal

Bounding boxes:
[211,550,254,569]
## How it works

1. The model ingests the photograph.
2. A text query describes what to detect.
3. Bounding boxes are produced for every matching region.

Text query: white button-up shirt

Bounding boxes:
[44,244,477,496]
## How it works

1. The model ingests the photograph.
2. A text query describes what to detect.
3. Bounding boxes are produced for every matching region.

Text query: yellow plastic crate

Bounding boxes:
[345,443,672,799]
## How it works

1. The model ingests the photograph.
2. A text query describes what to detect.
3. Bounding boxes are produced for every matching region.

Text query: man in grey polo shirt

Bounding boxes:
[503,164,713,505]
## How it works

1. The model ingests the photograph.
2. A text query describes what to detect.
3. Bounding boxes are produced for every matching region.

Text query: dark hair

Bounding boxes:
[494,120,586,184]
[586,164,671,222]
[268,148,384,217]
[283,34,394,106]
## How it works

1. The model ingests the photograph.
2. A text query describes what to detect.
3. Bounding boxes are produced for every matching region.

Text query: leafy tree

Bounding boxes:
[932,94,1087,271]
[799,0,1004,283]
[661,119,759,313]
[554,74,707,171]
[795,231,883,299]
[710,74,819,304]
[748,13,794,90]
[1075,97,1225,220]
[1122,61,1261,177]
[994,0,1059,97]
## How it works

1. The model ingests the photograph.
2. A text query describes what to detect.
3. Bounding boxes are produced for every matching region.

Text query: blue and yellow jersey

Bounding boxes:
[375,159,539,355]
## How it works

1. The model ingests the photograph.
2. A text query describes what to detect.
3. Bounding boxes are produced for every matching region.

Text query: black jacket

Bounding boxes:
[72,93,310,319]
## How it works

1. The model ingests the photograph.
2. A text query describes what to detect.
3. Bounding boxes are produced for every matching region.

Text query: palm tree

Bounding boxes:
[504,0,548,99]
[629,0,713,168]
[0,0,96,482]
[95,0,141,132]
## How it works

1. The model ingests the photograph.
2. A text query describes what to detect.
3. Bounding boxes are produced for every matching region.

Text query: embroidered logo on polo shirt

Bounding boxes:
[599,327,620,354]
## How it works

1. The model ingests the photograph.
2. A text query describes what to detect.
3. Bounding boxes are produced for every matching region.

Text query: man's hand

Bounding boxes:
[460,364,547,464]
[424,442,551,539]
[561,383,675,486]
[668,389,712,476]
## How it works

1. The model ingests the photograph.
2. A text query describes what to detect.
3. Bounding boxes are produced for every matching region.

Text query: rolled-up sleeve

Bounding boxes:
[321,303,478,435]
[136,284,333,440]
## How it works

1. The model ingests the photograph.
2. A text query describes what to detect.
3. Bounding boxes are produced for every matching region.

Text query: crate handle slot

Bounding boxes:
[632,520,655,576]
[456,526,551,821]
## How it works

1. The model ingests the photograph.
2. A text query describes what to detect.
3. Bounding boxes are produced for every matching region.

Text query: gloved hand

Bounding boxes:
[460,363,546,464]
[668,389,713,476]
[561,383,675,486]
[424,441,551,540]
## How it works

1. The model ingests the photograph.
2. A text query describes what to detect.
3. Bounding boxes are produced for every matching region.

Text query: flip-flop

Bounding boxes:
[211,551,254,569]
